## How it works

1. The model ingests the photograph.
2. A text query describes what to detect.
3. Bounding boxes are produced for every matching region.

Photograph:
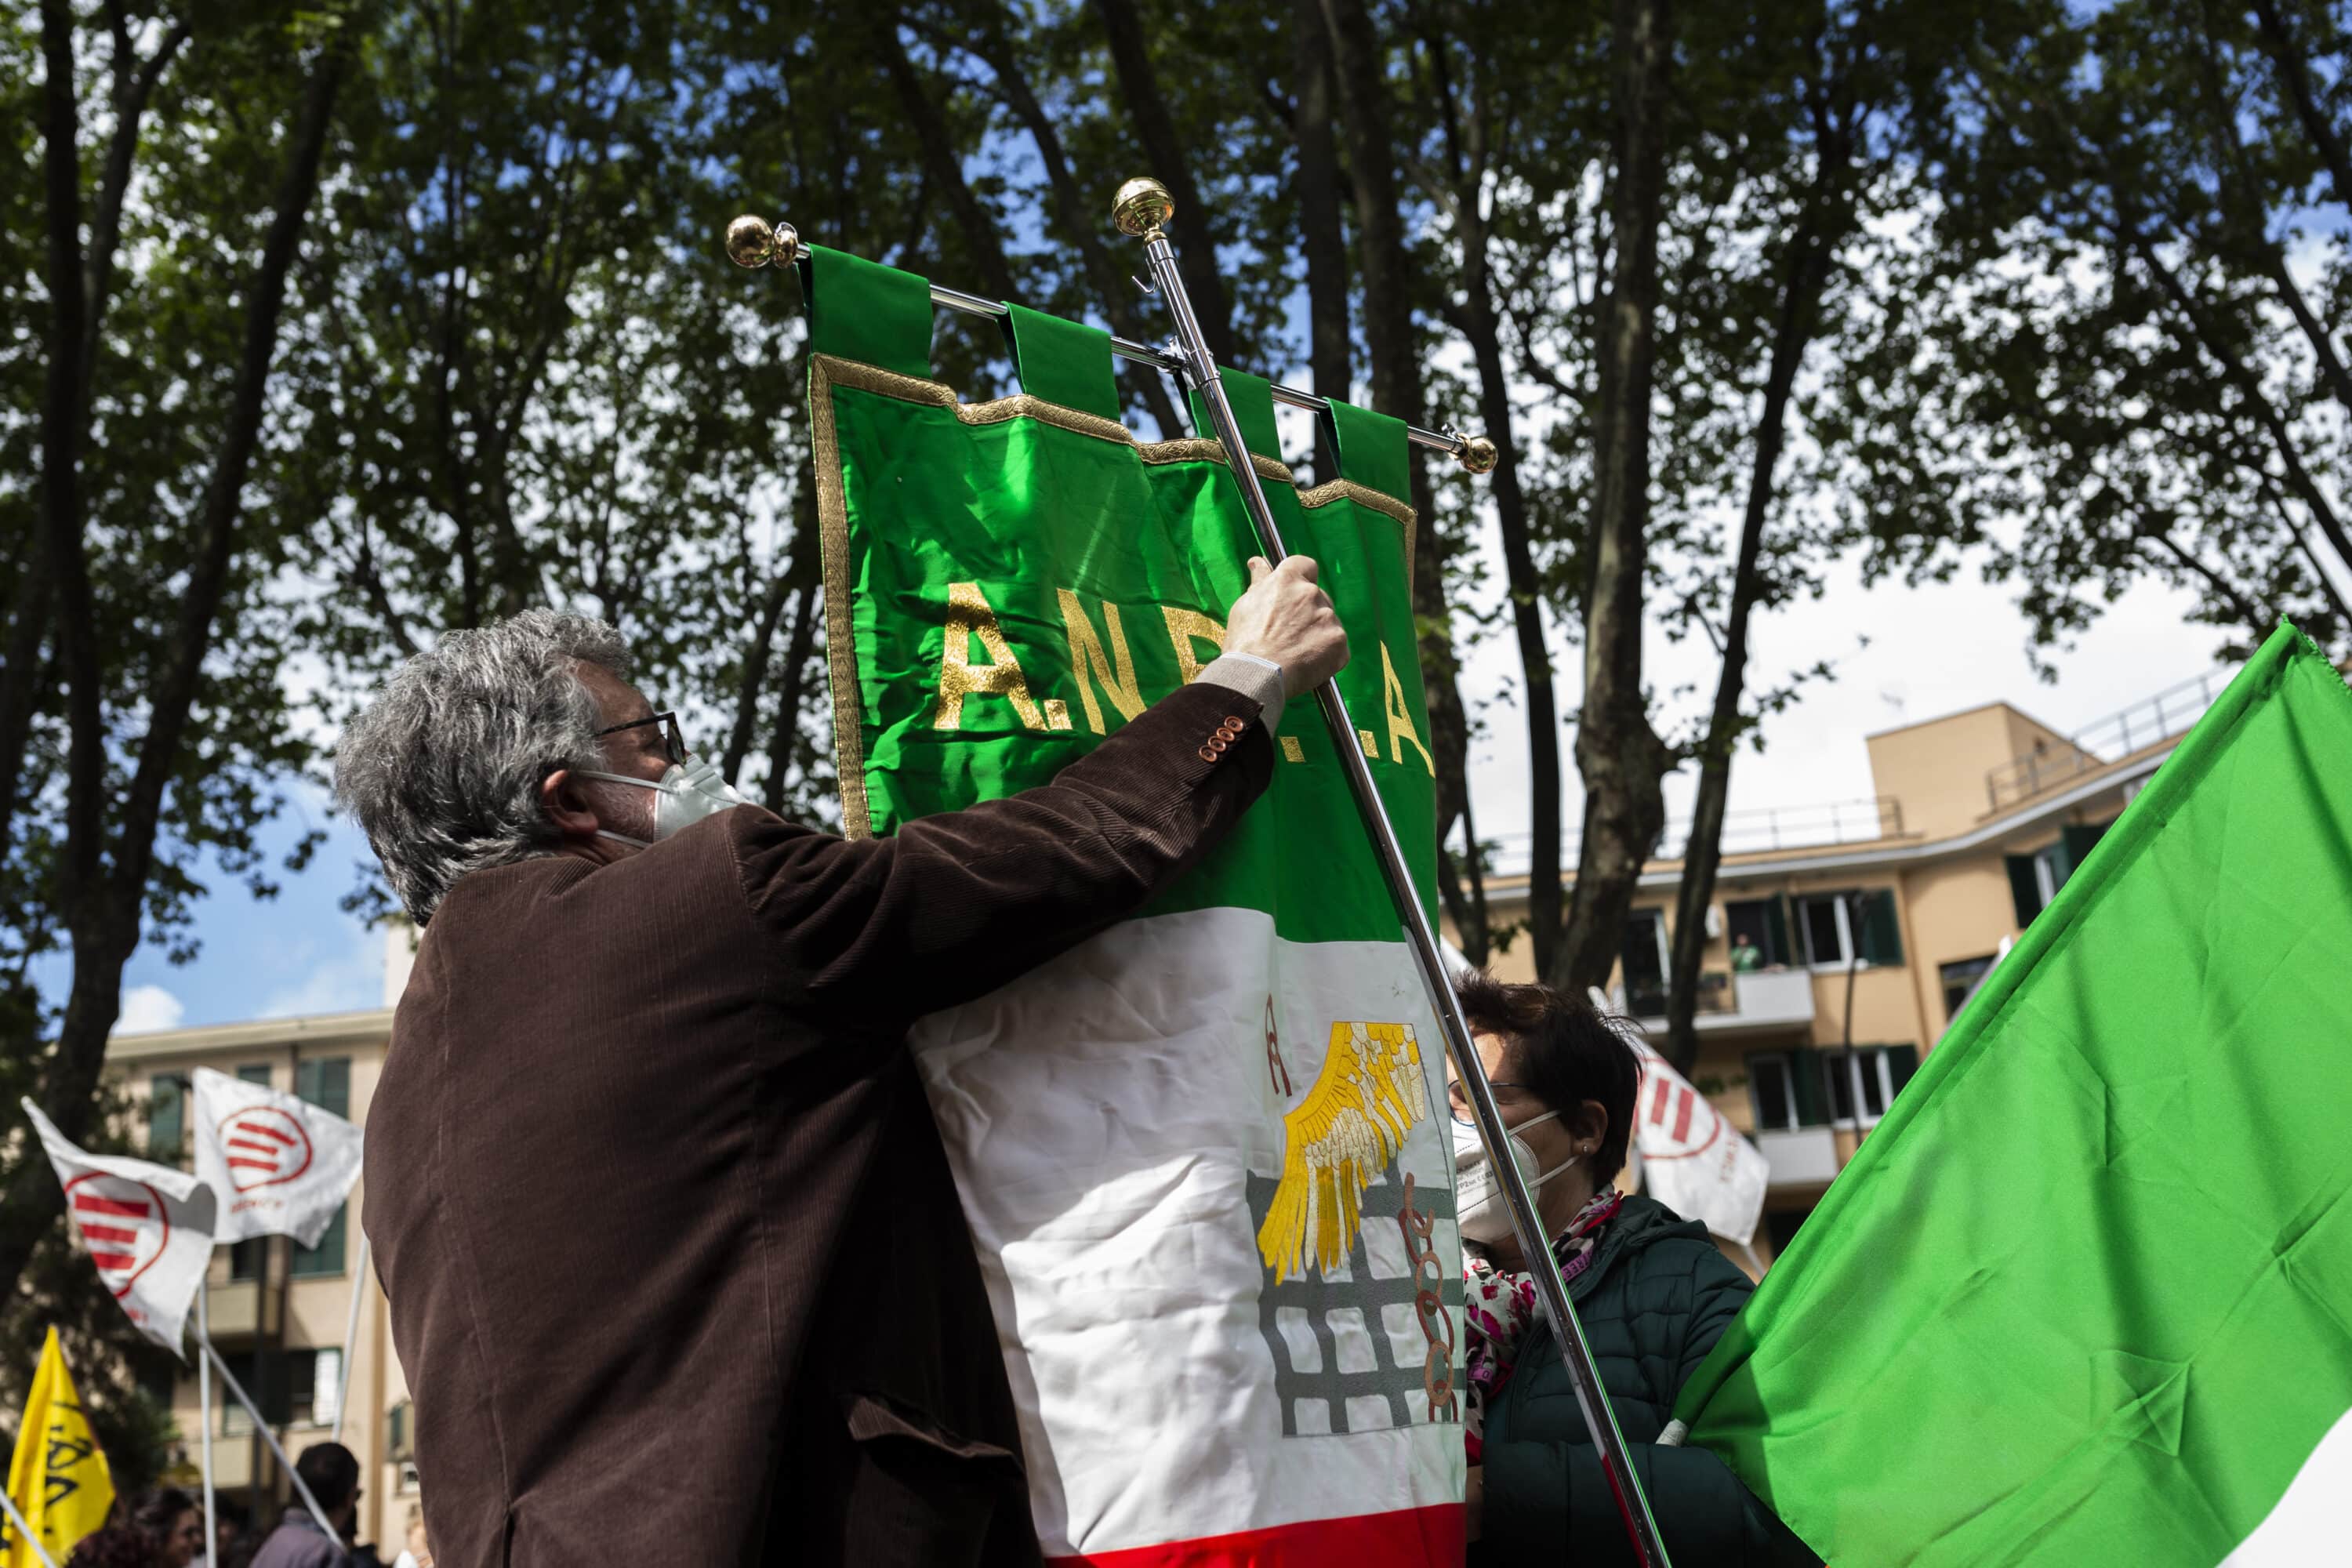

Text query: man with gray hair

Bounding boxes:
[340,557,1345,1568]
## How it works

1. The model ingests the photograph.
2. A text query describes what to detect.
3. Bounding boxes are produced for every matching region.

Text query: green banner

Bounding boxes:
[807,249,1436,944]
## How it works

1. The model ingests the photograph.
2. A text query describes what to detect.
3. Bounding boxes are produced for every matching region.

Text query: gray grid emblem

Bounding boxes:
[1245,1167,1466,1437]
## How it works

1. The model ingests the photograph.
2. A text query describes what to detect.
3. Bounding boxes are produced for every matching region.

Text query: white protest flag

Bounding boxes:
[1623,1036,1769,1248]
[190,1067,362,1247]
[22,1099,216,1356]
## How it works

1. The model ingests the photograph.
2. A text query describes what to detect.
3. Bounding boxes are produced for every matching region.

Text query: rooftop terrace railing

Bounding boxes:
[1469,796,1905,880]
[1983,668,2228,812]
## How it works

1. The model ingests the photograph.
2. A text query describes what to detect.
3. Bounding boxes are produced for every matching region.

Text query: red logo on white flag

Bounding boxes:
[216,1106,314,1192]
[65,1172,171,1298]
[1637,1069,1722,1162]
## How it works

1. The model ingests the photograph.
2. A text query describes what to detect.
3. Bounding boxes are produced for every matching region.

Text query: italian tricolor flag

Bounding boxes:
[1676,622,2352,1566]
[804,247,1464,1562]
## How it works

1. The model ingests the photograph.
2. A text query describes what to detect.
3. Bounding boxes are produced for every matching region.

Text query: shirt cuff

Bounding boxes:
[1194,652,1285,735]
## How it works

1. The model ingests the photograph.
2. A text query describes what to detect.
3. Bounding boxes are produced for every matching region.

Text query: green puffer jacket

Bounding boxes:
[1472,1195,1818,1567]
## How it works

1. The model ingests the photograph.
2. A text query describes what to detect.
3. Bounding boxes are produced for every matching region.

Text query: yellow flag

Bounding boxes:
[4,1328,115,1568]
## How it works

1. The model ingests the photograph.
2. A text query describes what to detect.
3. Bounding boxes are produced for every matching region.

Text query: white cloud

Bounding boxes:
[117,984,187,1035]
[256,920,386,1020]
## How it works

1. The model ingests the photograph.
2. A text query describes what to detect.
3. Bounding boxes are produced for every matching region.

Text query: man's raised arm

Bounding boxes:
[735,555,1348,1027]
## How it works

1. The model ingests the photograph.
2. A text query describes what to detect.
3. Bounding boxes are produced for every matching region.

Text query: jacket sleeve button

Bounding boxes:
[1199,746,1219,763]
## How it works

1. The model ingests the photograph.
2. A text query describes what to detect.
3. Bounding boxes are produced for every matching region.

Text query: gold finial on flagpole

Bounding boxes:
[1111,176,1174,239]
[725,215,800,270]
[1457,434,1500,474]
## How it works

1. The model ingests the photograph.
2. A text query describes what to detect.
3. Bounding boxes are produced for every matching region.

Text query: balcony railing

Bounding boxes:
[1984,668,2228,812]
[1472,797,1904,880]
[1610,967,1816,1035]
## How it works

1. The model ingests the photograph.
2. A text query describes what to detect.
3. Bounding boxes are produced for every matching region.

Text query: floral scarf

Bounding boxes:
[1462,1187,1624,1461]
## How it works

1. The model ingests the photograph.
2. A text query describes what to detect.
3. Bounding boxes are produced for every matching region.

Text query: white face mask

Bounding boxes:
[577,756,749,846]
[1452,1109,1581,1244]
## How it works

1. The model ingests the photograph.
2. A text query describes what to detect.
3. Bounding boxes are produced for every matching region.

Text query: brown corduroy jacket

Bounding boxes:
[364,682,1273,1568]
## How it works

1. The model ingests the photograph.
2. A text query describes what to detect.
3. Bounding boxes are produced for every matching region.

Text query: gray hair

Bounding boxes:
[334,610,635,924]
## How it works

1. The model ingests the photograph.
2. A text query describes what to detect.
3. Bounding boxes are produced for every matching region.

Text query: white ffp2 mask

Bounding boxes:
[1452,1109,1580,1244]
[578,756,749,846]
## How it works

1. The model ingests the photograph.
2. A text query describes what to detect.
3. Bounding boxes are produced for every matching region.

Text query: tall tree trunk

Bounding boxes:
[1322,0,1485,958]
[1552,0,1674,996]
[1661,80,1855,1069]
[723,453,818,786]
[877,16,1018,303]
[1293,0,1350,482]
[23,23,350,1281]
[949,5,1185,437]
[1091,0,1236,361]
[1663,201,1837,1073]
[1443,252,1561,978]
[764,468,824,815]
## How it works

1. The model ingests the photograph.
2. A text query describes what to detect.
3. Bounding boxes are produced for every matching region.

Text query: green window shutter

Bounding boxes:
[296,1057,350,1120]
[291,1205,347,1278]
[2005,855,2043,927]
[1860,891,1904,965]
[1790,1047,1828,1127]
[237,1063,272,1087]
[1765,896,1792,968]
[1886,1044,1920,1094]
[148,1075,184,1158]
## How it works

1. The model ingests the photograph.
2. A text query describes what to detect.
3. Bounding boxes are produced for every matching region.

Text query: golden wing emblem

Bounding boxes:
[1257,1022,1428,1285]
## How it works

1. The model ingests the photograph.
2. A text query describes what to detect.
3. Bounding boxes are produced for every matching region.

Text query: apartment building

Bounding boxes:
[106,944,416,1552]
[1457,670,2227,1267]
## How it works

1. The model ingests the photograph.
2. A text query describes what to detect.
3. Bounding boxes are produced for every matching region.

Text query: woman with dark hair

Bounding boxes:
[1450,973,1813,1566]
[65,1527,158,1568]
[127,1488,205,1568]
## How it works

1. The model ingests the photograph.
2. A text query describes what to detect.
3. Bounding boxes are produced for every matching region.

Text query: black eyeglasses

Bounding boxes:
[594,710,688,765]
[1447,1077,1534,1125]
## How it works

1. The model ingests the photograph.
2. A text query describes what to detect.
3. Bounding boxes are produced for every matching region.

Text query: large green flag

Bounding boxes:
[799,248,1467,1564]
[1674,623,2352,1566]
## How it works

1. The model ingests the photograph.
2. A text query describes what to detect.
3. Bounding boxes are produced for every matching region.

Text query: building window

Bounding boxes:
[290,1207,347,1279]
[286,1057,353,1279]
[1749,1054,1799,1131]
[1816,1047,1920,1128]
[1725,897,1793,968]
[1794,890,1904,970]
[148,1075,185,1159]
[229,1238,266,1283]
[296,1057,351,1120]
[1940,955,1996,1023]
[1620,909,1670,1016]
[220,1347,325,1433]
[236,1063,273,1088]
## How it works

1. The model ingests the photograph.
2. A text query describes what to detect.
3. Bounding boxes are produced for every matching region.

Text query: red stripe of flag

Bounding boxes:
[1048,1504,1465,1567]
[79,1222,140,1244]
[234,1123,298,1145]
[86,1252,136,1272]
[227,1157,278,1171]
[1671,1087,1696,1143]
[73,1194,151,1218]
[227,1138,280,1154]
[1649,1076,1671,1125]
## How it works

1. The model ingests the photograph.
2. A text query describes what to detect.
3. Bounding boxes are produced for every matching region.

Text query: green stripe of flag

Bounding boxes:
[1675,623,2352,1566]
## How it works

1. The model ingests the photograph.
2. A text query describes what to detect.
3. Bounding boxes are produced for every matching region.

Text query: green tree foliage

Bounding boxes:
[9,0,2347,1441]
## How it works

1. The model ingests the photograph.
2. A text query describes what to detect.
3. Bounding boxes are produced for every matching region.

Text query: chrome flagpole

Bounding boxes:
[1109,176,1672,1568]
[199,1331,340,1541]
[331,1234,368,1445]
[198,1282,217,1568]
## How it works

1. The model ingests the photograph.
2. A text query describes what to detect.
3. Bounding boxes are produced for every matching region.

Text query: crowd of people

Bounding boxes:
[60,1446,430,1568]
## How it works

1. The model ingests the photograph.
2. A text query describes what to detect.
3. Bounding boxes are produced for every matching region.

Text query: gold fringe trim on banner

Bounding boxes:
[807,351,1417,838]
